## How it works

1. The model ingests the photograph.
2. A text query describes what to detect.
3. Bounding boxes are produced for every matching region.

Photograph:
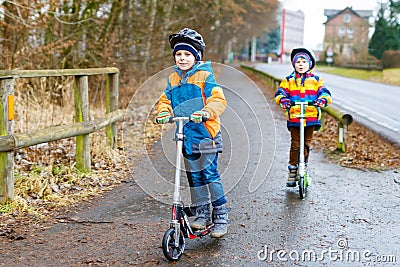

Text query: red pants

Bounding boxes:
[288,126,315,166]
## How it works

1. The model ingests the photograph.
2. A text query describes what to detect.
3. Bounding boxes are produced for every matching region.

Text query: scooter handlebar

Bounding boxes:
[290,101,316,106]
[287,101,320,120]
[169,117,189,123]
[156,116,208,124]
[169,116,208,123]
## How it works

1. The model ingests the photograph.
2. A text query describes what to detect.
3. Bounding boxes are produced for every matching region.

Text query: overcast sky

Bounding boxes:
[279,0,386,50]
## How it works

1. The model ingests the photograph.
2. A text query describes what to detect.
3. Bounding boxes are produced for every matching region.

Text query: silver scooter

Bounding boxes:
[161,117,213,262]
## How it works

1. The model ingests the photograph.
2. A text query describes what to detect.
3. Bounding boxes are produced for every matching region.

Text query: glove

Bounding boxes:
[279,98,291,109]
[315,98,327,108]
[156,111,171,124]
[190,110,210,123]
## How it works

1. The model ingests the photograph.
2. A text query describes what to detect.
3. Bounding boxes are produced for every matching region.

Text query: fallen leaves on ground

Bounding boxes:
[313,115,400,171]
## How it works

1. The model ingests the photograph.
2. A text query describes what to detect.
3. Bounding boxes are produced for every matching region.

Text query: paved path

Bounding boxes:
[0,64,399,266]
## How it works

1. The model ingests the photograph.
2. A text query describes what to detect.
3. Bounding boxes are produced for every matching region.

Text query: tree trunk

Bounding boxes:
[142,0,158,77]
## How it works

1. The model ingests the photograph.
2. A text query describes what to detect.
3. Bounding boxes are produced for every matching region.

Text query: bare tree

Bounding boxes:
[0,0,279,89]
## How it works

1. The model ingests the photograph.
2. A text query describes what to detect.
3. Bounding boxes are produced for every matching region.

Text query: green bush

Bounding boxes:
[382,50,400,69]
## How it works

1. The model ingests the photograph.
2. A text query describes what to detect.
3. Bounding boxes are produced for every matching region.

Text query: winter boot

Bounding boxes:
[190,204,211,230]
[287,164,298,187]
[210,204,230,238]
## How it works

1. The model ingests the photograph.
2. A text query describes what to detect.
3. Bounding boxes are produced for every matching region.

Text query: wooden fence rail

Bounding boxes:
[240,64,353,152]
[0,68,121,203]
[0,109,123,152]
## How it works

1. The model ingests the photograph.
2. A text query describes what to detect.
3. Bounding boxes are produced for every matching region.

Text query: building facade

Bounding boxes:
[280,9,305,62]
[323,7,372,64]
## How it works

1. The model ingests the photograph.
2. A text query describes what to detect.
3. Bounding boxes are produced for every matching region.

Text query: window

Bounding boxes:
[338,27,346,37]
[347,28,354,39]
[343,13,351,23]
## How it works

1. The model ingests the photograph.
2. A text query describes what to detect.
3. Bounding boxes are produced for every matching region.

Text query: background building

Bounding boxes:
[279,9,305,62]
[323,7,373,64]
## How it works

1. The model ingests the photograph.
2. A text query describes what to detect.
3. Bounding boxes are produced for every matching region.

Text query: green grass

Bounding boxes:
[319,67,383,83]
[318,67,400,86]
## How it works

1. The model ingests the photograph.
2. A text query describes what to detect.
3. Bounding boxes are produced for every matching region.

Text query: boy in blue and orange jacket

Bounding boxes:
[156,28,229,238]
[275,48,332,187]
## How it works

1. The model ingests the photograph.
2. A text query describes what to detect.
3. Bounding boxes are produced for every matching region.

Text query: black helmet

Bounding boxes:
[290,48,316,70]
[169,28,206,57]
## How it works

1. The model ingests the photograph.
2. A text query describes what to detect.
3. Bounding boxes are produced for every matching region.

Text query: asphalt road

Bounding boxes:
[253,62,400,147]
[0,64,399,266]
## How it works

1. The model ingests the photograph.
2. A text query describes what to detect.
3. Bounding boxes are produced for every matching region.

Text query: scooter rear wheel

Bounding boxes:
[299,176,307,199]
[162,228,185,261]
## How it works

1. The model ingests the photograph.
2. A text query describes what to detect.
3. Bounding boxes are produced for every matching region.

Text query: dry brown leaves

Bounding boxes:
[313,115,400,171]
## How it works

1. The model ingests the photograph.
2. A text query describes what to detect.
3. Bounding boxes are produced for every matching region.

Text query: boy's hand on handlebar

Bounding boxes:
[156,111,171,124]
[190,110,210,123]
[279,98,291,109]
[315,98,327,108]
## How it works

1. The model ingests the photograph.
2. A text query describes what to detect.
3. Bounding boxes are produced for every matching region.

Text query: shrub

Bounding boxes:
[382,50,400,69]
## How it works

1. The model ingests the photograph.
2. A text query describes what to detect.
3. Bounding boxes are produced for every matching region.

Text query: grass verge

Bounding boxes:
[319,67,400,86]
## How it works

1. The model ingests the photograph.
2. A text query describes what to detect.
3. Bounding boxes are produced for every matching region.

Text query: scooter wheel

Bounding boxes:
[299,176,307,199]
[162,228,185,261]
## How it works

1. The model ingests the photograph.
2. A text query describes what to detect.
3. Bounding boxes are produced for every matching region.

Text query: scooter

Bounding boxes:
[161,117,214,262]
[290,101,316,199]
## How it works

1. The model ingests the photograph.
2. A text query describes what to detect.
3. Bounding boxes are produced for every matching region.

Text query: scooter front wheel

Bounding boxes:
[162,228,185,261]
[299,176,307,199]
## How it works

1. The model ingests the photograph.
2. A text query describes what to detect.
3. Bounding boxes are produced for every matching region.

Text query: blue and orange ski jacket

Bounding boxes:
[158,61,226,155]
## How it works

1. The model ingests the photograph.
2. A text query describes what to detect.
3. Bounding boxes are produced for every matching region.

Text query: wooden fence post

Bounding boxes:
[322,107,353,152]
[106,73,119,148]
[74,75,90,172]
[337,122,348,152]
[0,78,14,203]
[319,111,326,131]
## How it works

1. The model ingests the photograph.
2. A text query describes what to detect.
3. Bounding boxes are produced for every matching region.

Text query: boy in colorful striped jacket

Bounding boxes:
[275,48,332,187]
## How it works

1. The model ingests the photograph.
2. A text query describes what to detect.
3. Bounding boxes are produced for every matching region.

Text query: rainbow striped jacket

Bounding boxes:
[274,71,332,128]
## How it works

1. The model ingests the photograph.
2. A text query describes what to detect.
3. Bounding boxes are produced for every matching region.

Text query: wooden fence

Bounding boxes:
[0,68,122,203]
[240,64,353,152]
